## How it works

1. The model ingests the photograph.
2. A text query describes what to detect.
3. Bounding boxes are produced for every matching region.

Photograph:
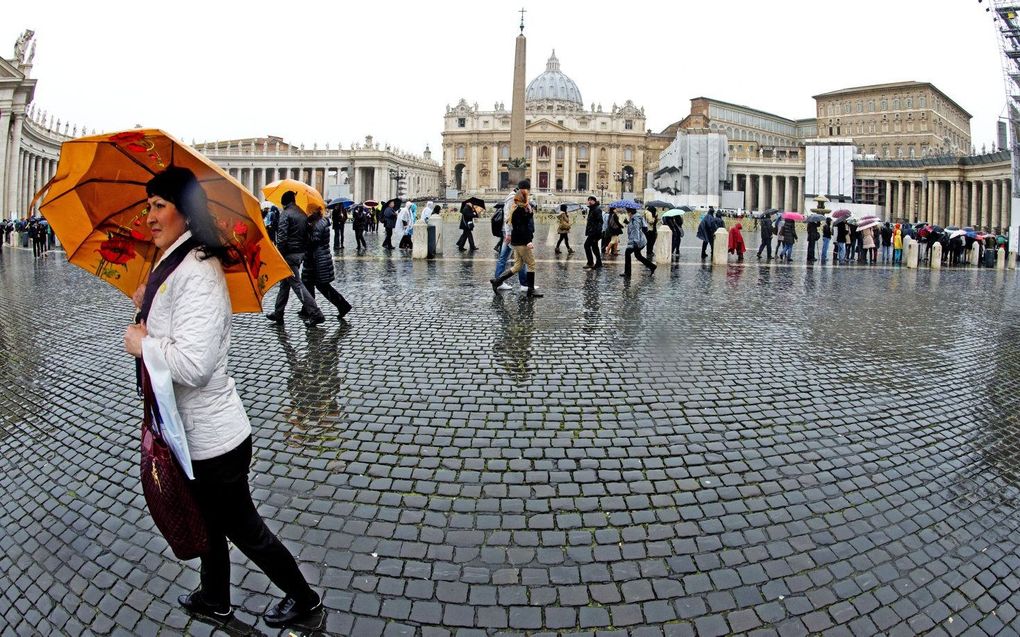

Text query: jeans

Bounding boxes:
[495,242,527,285]
[881,245,891,262]
[782,243,793,260]
[624,246,655,275]
[757,239,772,259]
[893,248,902,264]
[837,243,847,263]
[821,237,831,263]
[333,222,344,249]
[190,437,316,608]
[584,235,603,266]
[274,254,323,319]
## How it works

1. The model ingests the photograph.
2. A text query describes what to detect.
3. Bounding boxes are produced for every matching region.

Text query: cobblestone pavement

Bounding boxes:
[3,239,1020,637]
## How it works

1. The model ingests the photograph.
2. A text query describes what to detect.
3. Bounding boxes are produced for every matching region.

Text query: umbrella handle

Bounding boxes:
[29,174,59,218]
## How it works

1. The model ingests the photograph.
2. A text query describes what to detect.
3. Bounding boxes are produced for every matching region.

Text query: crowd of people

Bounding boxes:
[0,216,54,257]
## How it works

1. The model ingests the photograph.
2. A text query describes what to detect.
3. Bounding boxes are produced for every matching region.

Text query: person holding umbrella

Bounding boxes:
[621,206,657,277]
[457,198,482,251]
[643,206,658,260]
[583,196,604,269]
[302,208,353,321]
[780,215,798,262]
[696,206,717,260]
[123,167,322,627]
[806,218,820,263]
[351,204,369,251]
[330,202,347,251]
[662,210,684,259]
[381,199,398,249]
[756,213,773,261]
[266,191,325,327]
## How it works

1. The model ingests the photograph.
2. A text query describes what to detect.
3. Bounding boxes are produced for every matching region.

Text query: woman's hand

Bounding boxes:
[124,321,148,358]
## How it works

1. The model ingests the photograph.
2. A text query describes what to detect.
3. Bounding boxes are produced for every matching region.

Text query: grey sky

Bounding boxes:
[2,1,1007,156]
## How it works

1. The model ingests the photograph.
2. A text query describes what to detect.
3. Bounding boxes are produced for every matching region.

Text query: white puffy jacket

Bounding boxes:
[142,232,251,461]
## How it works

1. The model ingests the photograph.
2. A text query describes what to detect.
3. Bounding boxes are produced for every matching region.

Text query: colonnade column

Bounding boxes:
[530,144,537,189]
[6,112,24,217]
[992,180,1001,232]
[1005,180,1012,233]
[782,176,792,212]
[743,174,752,212]
[756,175,766,212]
[949,181,958,227]
[897,181,906,221]
[968,180,977,227]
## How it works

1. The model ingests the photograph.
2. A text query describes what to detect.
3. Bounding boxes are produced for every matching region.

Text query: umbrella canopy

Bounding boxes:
[326,197,353,208]
[858,221,881,232]
[806,213,825,223]
[38,128,291,313]
[608,199,641,210]
[261,178,326,215]
[764,208,780,214]
[782,212,805,221]
[997,235,1008,244]
[948,229,967,240]
[645,199,671,208]
[945,225,961,232]
[463,197,486,209]
[678,205,694,212]
[832,209,851,219]
[858,214,881,224]
[930,225,945,234]
[561,203,585,212]
[363,200,379,208]
[661,209,687,218]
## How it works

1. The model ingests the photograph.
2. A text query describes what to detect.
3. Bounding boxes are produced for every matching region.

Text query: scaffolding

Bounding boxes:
[991,2,1020,245]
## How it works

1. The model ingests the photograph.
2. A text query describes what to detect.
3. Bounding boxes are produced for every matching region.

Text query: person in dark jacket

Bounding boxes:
[381,200,398,249]
[806,220,820,263]
[583,196,604,269]
[351,205,368,250]
[835,221,849,263]
[265,191,325,327]
[664,213,683,258]
[491,186,542,297]
[780,218,797,262]
[880,223,893,263]
[331,205,347,250]
[757,214,773,260]
[302,210,352,321]
[643,207,658,260]
[821,218,833,264]
[457,202,479,251]
[696,207,718,259]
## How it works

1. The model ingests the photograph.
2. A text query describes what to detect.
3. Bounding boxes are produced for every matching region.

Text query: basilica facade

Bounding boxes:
[442,52,667,201]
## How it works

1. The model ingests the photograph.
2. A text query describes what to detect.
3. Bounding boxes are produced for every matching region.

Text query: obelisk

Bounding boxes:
[507,8,527,184]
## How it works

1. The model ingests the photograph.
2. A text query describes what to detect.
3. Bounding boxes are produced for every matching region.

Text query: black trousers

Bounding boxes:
[457,229,476,249]
[555,233,571,251]
[671,231,682,255]
[583,235,602,266]
[645,231,657,259]
[701,239,712,258]
[624,247,654,275]
[32,238,43,257]
[190,437,315,607]
[354,228,367,249]
[807,239,817,261]
[306,279,349,313]
[757,240,772,259]
[383,227,393,248]
[333,223,344,249]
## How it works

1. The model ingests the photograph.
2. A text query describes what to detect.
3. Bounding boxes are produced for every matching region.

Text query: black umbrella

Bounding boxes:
[645,200,671,208]
[764,208,780,214]
[678,205,694,212]
[464,197,486,209]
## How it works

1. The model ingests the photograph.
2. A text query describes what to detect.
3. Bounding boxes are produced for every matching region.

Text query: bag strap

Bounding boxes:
[140,363,165,442]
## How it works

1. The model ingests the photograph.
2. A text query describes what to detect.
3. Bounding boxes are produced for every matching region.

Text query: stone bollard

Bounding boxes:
[412,220,428,259]
[1010,252,1017,271]
[930,242,942,270]
[997,247,1007,270]
[712,228,728,266]
[654,224,673,264]
[432,217,444,255]
[969,246,980,266]
[905,237,918,268]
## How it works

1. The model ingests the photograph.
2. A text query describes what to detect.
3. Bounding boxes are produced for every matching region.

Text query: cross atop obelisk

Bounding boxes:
[508,8,528,180]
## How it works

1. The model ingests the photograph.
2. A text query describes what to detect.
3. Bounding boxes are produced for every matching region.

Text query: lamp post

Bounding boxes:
[597,181,608,203]
[613,169,633,200]
[389,168,407,199]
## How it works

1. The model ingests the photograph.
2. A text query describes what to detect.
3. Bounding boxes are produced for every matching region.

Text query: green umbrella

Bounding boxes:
[661,209,686,218]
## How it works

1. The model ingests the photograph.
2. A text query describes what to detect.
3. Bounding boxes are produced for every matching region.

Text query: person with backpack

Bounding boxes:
[490,182,543,297]
[583,196,604,269]
[605,208,624,257]
[491,202,506,252]
[456,201,479,251]
[265,191,326,327]
[757,214,773,260]
[493,182,530,290]
[621,207,656,277]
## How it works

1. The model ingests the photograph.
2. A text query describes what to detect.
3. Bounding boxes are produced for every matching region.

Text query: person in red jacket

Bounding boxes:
[728,222,746,261]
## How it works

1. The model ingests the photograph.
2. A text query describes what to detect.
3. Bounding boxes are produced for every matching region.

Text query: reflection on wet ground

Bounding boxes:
[2,245,1020,635]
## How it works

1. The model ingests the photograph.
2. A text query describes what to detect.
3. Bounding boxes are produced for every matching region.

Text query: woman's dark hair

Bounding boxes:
[146,166,240,266]
[433,205,441,213]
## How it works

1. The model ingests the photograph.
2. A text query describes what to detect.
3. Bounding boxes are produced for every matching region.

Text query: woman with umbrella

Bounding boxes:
[123,167,321,626]
[302,207,354,321]
[756,212,773,261]
[457,198,483,251]
[662,209,684,259]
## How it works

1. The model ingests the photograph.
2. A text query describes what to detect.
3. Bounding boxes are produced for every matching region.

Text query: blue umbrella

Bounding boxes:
[327,197,353,208]
[608,199,641,210]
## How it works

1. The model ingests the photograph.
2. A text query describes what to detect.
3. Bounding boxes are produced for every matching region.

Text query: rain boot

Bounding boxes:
[526,272,543,298]
[490,269,515,293]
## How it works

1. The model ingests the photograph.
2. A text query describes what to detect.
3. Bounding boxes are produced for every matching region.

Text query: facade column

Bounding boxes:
[783,176,792,212]
[897,180,906,221]
[992,180,1001,232]
[768,175,778,210]
[798,177,805,212]
[982,180,991,230]
[949,180,957,227]
[756,175,766,212]
[744,174,753,212]
[491,145,498,190]
[884,180,892,213]
[968,181,976,227]
[1004,180,1012,234]
[0,108,11,212]
[530,144,538,189]
[906,181,915,222]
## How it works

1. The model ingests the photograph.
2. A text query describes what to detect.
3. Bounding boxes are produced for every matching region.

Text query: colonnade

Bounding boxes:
[735,173,806,212]
[878,177,1012,231]
[5,117,62,218]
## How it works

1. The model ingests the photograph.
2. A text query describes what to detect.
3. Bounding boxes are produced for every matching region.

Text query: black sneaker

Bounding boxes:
[338,298,353,320]
[178,592,233,622]
[265,312,283,324]
[263,595,322,627]
[302,314,326,328]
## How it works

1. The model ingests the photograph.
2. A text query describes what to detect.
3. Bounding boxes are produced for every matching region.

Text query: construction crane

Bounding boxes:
[987,1,1020,245]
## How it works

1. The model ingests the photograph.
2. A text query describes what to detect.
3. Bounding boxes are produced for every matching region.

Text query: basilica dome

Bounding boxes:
[525,51,583,107]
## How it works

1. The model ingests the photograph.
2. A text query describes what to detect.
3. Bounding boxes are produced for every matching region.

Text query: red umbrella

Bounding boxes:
[832,210,851,219]
[782,212,806,221]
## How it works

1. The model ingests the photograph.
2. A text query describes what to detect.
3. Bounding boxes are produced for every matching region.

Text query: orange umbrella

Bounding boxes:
[37,128,291,313]
[261,178,326,215]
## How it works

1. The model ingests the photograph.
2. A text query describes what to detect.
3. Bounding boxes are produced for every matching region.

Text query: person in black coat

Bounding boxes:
[266,192,325,327]
[331,205,347,250]
[806,220,820,263]
[381,200,398,249]
[696,207,718,259]
[351,205,368,251]
[757,215,773,260]
[457,202,479,251]
[302,210,352,321]
[583,196,604,269]
[664,214,683,258]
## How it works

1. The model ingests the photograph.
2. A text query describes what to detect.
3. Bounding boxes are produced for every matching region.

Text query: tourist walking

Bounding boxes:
[605,209,624,257]
[264,206,279,245]
[302,209,353,321]
[331,204,347,250]
[728,222,746,261]
[352,205,368,251]
[494,184,530,290]
[756,214,773,260]
[860,226,875,264]
[643,206,658,260]
[265,191,326,327]
[780,216,797,261]
[821,218,832,264]
[555,204,574,254]
[381,199,397,249]
[806,219,820,263]
[397,202,416,250]
[123,167,322,627]
[621,207,656,277]
[583,196,604,269]
[697,207,718,260]
[491,183,543,297]
[457,200,479,251]
[664,212,683,258]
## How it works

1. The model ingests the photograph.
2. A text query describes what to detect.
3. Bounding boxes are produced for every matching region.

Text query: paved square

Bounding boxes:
[2,236,1020,636]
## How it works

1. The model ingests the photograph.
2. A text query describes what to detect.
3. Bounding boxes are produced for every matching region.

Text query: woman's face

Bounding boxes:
[147,195,188,250]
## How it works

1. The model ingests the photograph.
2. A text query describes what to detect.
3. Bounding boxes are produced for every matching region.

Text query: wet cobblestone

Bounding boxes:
[2,239,1020,635]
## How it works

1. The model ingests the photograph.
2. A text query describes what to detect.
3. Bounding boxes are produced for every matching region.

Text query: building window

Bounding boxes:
[525,147,531,159]
[600,122,607,130]
[623,147,634,161]
[857,100,863,113]
[556,146,564,160]
[919,96,927,108]
[893,98,900,110]
[539,145,550,159]
[456,145,465,160]
[880,99,888,110]
[500,144,510,159]
[868,100,875,112]
[457,118,466,128]
[906,98,913,109]
[909,146,916,158]
[482,120,490,128]
[578,144,588,160]
[625,119,633,130]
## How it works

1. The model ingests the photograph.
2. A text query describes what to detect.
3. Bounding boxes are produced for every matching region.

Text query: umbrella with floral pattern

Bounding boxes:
[36,128,291,313]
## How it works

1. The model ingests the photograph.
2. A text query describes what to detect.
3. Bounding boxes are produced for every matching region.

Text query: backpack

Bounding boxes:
[491,207,504,237]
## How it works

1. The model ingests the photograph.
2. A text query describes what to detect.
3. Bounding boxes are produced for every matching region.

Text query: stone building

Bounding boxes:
[442,51,654,201]
[813,81,972,159]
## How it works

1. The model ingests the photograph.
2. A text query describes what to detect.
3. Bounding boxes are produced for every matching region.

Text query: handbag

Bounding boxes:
[140,370,209,560]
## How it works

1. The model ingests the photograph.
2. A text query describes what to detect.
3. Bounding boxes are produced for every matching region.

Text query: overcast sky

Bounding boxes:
[2,1,1008,157]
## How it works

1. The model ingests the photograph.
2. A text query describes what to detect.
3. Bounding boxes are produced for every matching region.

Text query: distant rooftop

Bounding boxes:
[812,81,972,119]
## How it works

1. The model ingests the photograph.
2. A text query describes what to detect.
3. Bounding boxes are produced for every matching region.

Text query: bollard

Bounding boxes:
[712,227,728,266]
[969,245,980,266]
[433,216,444,255]
[997,247,1007,270]
[930,242,942,270]
[905,237,918,268]
[411,220,428,259]
[653,224,673,265]
[1010,252,1017,271]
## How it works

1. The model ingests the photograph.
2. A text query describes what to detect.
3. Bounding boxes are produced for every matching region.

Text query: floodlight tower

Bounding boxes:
[988,1,1020,249]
